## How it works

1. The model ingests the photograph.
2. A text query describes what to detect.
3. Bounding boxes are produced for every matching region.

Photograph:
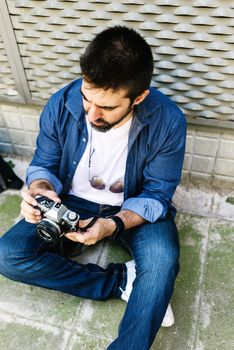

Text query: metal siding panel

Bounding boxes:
[0,36,19,101]
[0,0,232,125]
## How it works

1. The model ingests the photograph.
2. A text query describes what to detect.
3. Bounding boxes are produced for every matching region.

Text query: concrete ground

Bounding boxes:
[0,157,233,350]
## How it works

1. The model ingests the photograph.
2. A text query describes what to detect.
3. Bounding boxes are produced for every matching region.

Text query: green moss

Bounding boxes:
[226,196,234,205]
[106,240,131,263]
[0,321,64,350]
[6,160,15,169]
[72,299,125,349]
[0,194,21,235]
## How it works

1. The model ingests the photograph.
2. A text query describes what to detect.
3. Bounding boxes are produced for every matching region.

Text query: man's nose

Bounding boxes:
[87,104,103,122]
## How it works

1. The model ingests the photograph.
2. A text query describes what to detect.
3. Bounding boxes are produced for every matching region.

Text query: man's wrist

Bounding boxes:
[106,218,117,237]
[106,215,125,238]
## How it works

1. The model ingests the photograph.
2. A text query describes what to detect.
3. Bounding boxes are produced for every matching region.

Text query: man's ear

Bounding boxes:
[133,90,150,106]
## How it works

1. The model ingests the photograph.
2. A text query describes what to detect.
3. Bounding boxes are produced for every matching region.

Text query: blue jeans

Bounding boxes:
[0,194,180,350]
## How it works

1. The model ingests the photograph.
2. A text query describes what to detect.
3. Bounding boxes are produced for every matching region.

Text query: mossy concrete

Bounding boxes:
[0,189,233,349]
[0,193,22,234]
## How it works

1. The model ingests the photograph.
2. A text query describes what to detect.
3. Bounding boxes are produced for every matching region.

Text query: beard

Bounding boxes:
[89,104,133,132]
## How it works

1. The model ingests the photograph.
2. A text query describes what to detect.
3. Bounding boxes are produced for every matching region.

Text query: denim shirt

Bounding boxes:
[26,78,186,223]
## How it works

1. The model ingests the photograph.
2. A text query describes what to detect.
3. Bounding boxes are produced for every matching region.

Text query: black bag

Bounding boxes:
[0,155,24,193]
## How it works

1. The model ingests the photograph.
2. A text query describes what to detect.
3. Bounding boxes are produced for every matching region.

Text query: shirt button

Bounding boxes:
[82,137,87,142]
[68,174,71,178]
[73,160,77,165]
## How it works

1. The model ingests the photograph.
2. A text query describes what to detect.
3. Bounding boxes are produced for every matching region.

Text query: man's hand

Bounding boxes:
[21,186,60,224]
[65,217,116,245]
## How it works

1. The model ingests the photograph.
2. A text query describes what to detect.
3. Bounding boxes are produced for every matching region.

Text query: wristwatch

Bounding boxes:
[107,215,125,238]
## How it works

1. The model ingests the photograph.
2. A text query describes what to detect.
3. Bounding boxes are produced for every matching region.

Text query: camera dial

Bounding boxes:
[67,212,78,221]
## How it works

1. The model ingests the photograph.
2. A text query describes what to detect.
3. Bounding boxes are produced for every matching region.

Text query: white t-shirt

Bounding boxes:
[69,117,132,205]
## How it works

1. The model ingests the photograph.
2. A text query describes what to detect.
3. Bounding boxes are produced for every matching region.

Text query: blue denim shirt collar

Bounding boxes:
[65,84,85,130]
[135,89,162,125]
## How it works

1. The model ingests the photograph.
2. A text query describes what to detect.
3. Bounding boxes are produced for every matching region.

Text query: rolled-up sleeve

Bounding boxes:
[26,166,63,194]
[122,110,186,223]
[122,197,165,222]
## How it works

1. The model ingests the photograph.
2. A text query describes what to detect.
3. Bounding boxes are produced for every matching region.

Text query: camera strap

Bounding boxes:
[59,216,100,258]
[79,215,99,231]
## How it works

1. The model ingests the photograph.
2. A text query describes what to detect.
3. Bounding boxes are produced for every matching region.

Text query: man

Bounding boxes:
[0,26,186,349]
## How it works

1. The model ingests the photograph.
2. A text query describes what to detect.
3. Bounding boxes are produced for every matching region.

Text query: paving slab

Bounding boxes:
[0,318,69,350]
[67,299,125,350]
[196,219,234,350]
[173,186,213,217]
[152,214,209,350]
[212,192,234,221]
[0,169,233,349]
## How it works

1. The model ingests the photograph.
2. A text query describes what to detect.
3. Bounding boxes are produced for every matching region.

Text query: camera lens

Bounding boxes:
[37,219,61,242]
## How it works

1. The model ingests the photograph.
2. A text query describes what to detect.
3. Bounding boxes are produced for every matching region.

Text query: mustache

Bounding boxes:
[90,121,112,132]
[86,104,134,132]
[92,118,111,126]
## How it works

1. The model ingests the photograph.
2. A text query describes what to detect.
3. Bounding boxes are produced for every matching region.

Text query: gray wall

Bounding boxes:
[0,0,234,187]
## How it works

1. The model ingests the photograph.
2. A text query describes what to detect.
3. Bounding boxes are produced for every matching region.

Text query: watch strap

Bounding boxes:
[107,215,125,238]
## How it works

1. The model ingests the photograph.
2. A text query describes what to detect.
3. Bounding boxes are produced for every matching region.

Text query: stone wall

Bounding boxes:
[184,127,234,189]
[0,103,40,157]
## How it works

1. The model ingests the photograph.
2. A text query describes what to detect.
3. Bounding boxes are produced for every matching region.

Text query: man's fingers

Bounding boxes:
[37,189,61,203]
[30,188,61,203]
[65,230,98,245]
[21,206,41,220]
[21,188,61,205]
[20,188,60,222]
[20,196,42,223]
[21,208,41,224]
[21,200,41,217]
[65,231,86,243]
[21,189,38,206]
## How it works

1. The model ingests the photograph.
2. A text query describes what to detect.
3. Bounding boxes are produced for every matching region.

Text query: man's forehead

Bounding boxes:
[81,81,128,101]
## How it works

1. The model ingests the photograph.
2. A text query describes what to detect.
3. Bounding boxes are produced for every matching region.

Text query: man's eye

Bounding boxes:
[103,107,114,111]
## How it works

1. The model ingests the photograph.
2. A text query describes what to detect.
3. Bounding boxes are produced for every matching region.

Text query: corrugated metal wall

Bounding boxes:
[0,0,233,128]
[0,37,18,99]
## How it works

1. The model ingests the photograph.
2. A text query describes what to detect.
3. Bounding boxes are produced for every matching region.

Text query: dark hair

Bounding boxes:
[80,26,154,102]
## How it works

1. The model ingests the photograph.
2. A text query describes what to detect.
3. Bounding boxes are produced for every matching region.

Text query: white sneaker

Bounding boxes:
[120,260,175,327]
[161,303,174,327]
[120,260,136,302]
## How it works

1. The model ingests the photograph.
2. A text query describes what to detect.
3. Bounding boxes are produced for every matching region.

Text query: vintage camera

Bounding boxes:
[34,196,80,243]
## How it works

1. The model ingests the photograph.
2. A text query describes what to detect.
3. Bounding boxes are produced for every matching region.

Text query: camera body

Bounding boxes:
[34,196,80,242]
